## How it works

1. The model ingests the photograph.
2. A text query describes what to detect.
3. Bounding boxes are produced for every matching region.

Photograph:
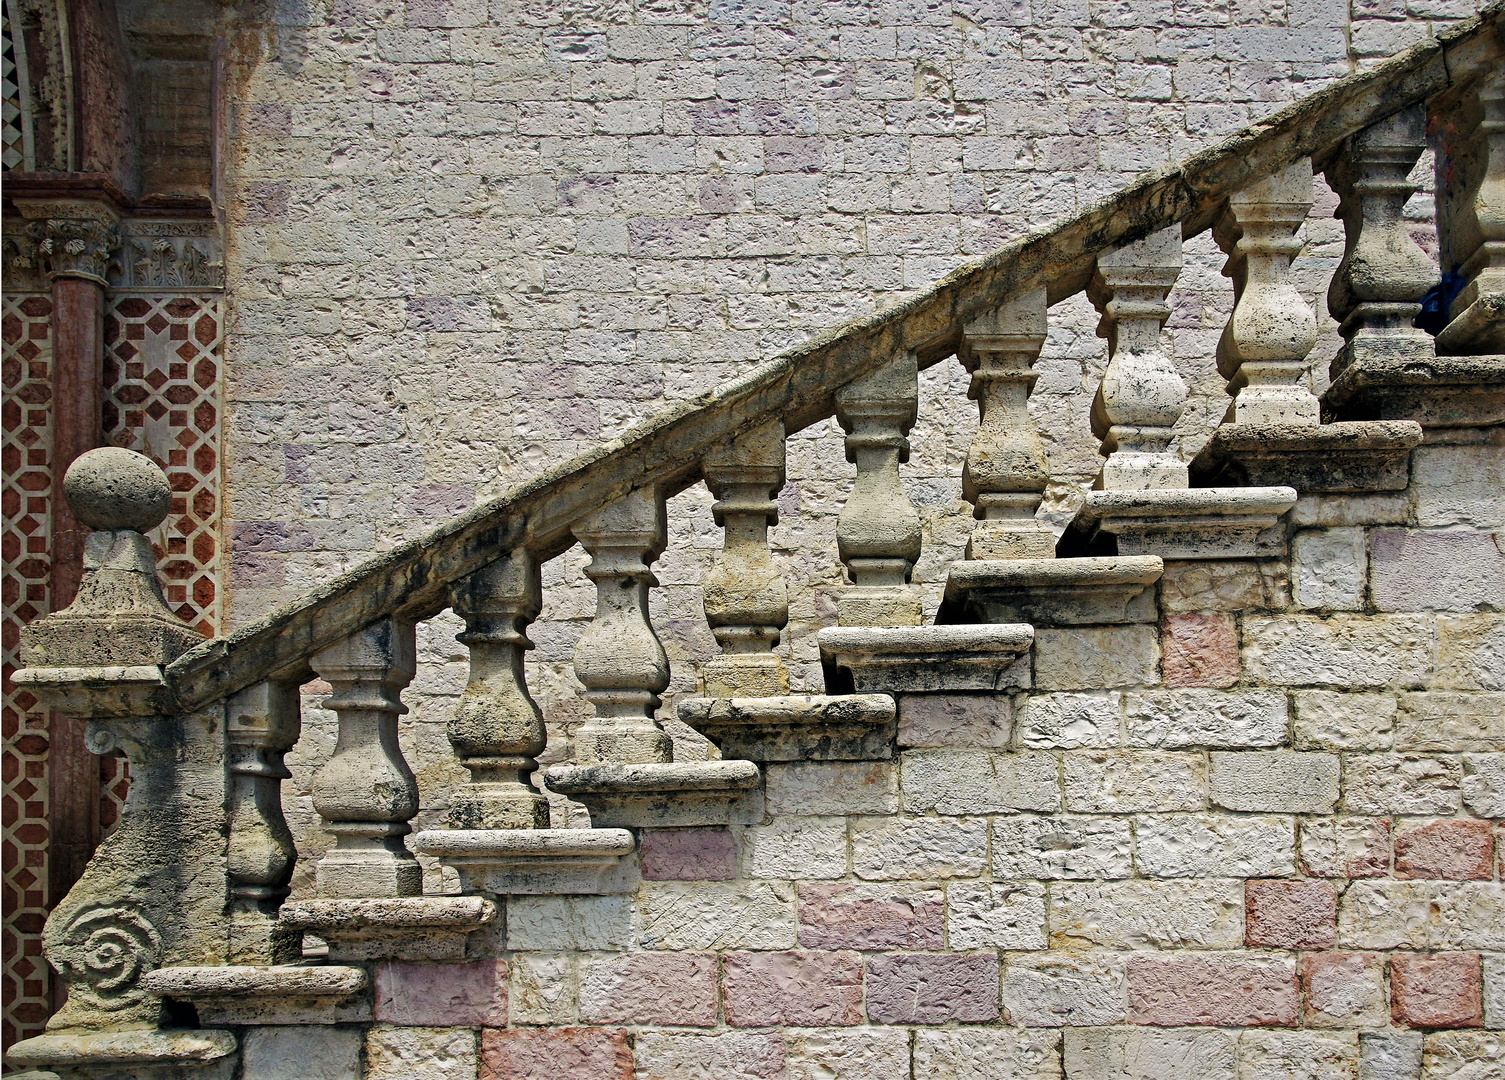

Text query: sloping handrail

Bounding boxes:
[160,6,1505,712]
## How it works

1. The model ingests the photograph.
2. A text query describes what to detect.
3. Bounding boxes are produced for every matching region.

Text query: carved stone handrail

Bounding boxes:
[126,5,1505,718]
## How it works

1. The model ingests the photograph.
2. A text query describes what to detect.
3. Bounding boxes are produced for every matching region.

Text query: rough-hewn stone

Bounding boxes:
[1050,880,1244,950]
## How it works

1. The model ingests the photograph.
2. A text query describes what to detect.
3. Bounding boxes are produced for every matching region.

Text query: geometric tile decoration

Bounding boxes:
[2,292,55,1048]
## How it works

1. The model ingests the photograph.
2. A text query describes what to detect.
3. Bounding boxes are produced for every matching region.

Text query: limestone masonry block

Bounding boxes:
[1343,755,1463,816]
[914,1028,1060,1079]
[766,761,898,816]
[1396,692,1505,752]
[1370,530,1505,614]
[638,827,737,881]
[1243,615,1433,689]
[1395,819,1496,880]
[782,1028,910,1080]
[897,693,1012,748]
[1034,625,1161,690]
[743,817,848,880]
[1135,813,1296,878]
[507,896,635,952]
[481,1027,633,1080]
[633,1032,785,1080]
[797,883,945,951]
[1001,952,1129,1028]
[635,881,796,951]
[1291,528,1367,611]
[902,748,1060,814]
[1127,954,1299,1027]
[1236,1030,1358,1080]
[993,814,1134,880]
[1063,752,1207,813]
[1301,952,1387,1029]
[1360,1030,1425,1080]
[1293,691,1397,751]
[945,881,1047,951]
[1159,559,1288,613]
[1161,613,1241,688]
[1436,616,1505,691]
[1390,953,1485,1030]
[241,1026,362,1080]
[851,815,989,880]
[1050,879,1244,950]
[1411,446,1505,528]
[1463,755,1505,817]
[1210,751,1340,813]
[374,959,507,1027]
[579,952,717,1027]
[1339,882,1505,951]
[722,950,864,1027]
[1421,1030,1505,1079]
[366,1025,479,1080]
[1017,692,1121,749]
[1300,817,1392,878]
[1125,689,1288,749]
[865,952,1000,1024]
[1245,879,1338,949]
[1064,1026,1237,1080]
[1485,955,1505,1031]
[508,953,577,1027]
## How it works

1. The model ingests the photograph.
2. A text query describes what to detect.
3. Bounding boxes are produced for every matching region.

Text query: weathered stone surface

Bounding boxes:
[62,447,173,533]
[579,952,717,1027]
[639,828,737,881]
[798,883,945,951]
[722,951,863,1027]
[818,624,1033,693]
[676,694,896,763]
[913,1028,1060,1080]
[1064,1026,1237,1080]
[946,882,1047,951]
[1437,615,1505,690]
[866,952,999,1024]
[896,694,1011,748]
[1050,880,1243,950]
[1463,755,1505,817]
[1016,692,1121,749]
[280,896,497,962]
[851,816,988,881]
[1237,1030,1358,1080]
[634,1032,785,1080]
[1371,530,1505,613]
[635,882,796,951]
[1161,614,1241,688]
[1127,954,1299,1026]
[1302,952,1387,1028]
[1293,691,1396,751]
[507,896,635,952]
[1291,528,1367,611]
[783,1028,910,1080]
[1135,814,1295,877]
[1420,1030,1505,1079]
[242,1026,362,1080]
[413,827,639,897]
[742,817,848,880]
[509,953,577,1027]
[1340,882,1505,950]
[1209,751,1340,813]
[765,762,898,816]
[1034,626,1160,690]
[1126,689,1288,749]
[1396,692,1505,751]
[993,814,1134,880]
[1360,1031,1424,1080]
[1245,879,1337,949]
[365,1025,478,1080]
[1243,615,1432,688]
[375,959,507,1027]
[1159,559,1287,613]
[1300,817,1392,878]
[1343,755,1463,815]
[1075,488,1296,560]
[901,749,1060,814]
[1392,952,1484,1029]
[1411,445,1505,528]
[1395,819,1496,880]
[1063,752,1207,813]
[482,1027,632,1080]
[1487,955,1505,1031]
[1001,953,1128,1027]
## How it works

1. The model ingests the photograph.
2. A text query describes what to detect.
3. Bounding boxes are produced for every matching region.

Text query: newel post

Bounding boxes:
[9,448,236,1070]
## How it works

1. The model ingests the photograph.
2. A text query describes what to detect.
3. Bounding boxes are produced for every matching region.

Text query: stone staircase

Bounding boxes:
[8,7,1504,1076]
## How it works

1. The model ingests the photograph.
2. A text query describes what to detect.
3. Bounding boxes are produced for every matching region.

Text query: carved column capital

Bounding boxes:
[13,199,121,286]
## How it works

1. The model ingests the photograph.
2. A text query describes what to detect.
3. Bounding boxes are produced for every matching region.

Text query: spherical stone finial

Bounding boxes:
[63,447,171,532]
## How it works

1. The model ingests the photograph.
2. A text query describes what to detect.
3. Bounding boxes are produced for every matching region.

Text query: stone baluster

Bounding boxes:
[1214,159,1321,424]
[701,420,789,697]
[572,489,673,765]
[1437,68,1505,354]
[308,619,422,898]
[1325,105,1435,375]
[226,680,302,963]
[835,353,923,626]
[959,287,1055,559]
[447,550,550,830]
[1088,224,1187,489]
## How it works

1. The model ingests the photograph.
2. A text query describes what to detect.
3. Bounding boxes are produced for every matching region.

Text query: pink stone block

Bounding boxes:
[1395,819,1495,880]
[1301,951,1386,1027]
[579,952,717,1027]
[797,883,944,950]
[375,959,507,1027]
[1162,613,1240,688]
[1390,953,1484,1029]
[722,951,863,1028]
[640,827,738,881]
[481,1027,633,1080]
[1245,879,1337,949]
[1128,955,1299,1027]
[865,952,999,1024]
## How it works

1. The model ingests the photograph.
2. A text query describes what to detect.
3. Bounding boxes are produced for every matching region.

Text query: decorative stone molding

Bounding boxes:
[141,965,370,1026]
[944,555,1164,626]
[1214,159,1320,425]
[818,624,1034,693]
[1437,67,1505,355]
[1190,420,1422,492]
[1088,224,1188,490]
[448,552,550,830]
[279,896,497,962]
[701,420,790,697]
[412,828,638,895]
[1072,487,1298,559]
[112,222,224,290]
[4,1029,237,1079]
[544,760,764,827]
[308,619,423,899]
[835,353,923,626]
[959,288,1056,560]
[12,199,122,286]
[676,693,898,762]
